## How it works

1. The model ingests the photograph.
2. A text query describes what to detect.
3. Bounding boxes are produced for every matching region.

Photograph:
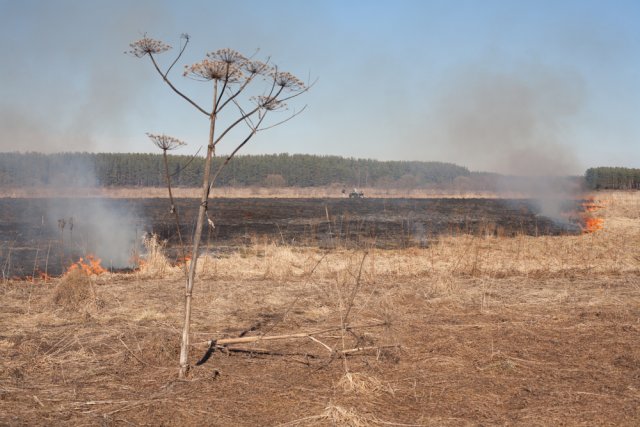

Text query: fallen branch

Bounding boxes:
[308,335,333,353]
[191,321,387,347]
[192,321,393,367]
[221,345,319,359]
[339,344,401,355]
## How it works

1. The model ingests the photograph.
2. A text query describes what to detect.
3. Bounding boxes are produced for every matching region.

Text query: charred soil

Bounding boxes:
[0,197,582,277]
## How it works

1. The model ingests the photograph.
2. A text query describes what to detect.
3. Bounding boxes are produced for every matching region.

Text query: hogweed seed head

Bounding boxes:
[127,36,172,58]
[251,95,287,111]
[206,48,247,65]
[244,60,272,76]
[183,59,245,82]
[146,133,187,151]
[272,71,305,90]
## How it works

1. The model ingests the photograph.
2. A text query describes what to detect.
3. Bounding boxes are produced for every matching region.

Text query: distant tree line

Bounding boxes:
[585,167,640,190]
[0,152,470,188]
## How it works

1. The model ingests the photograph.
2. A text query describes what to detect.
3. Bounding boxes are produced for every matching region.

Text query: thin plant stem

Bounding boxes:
[179,80,218,379]
[161,149,187,276]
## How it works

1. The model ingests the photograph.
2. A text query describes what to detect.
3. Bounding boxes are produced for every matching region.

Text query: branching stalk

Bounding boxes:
[161,149,187,275]
[129,35,310,378]
[149,54,210,116]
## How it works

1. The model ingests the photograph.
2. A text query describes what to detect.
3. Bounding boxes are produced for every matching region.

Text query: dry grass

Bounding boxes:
[1,190,639,425]
[281,405,371,427]
[50,268,99,311]
[336,372,394,397]
[140,191,638,286]
[137,233,180,278]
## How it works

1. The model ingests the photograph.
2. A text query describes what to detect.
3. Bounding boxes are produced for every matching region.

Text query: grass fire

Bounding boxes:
[65,255,108,276]
[2,4,640,424]
[581,196,606,233]
[1,190,639,425]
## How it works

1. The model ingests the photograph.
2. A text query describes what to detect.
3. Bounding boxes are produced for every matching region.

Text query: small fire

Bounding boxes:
[583,217,604,233]
[581,196,604,234]
[66,255,108,276]
[175,255,192,267]
[129,253,146,270]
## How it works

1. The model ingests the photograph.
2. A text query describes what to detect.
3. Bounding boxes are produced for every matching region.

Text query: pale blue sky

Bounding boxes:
[1,0,638,174]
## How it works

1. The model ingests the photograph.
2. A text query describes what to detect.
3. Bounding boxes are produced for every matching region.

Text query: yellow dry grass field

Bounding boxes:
[1,191,639,425]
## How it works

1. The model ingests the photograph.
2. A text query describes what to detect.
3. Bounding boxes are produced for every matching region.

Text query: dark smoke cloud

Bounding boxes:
[432,60,586,176]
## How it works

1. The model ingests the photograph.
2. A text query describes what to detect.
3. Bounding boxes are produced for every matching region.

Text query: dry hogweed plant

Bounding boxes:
[128,33,313,378]
[146,133,188,272]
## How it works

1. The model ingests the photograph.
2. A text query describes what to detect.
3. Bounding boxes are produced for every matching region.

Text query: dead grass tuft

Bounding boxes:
[281,405,371,427]
[51,268,98,311]
[320,405,370,426]
[138,233,178,278]
[336,371,394,397]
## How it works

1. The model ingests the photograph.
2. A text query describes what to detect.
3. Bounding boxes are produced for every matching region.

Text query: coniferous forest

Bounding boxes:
[0,152,470,188]
[2,152,637,191]
[585,167,640,190]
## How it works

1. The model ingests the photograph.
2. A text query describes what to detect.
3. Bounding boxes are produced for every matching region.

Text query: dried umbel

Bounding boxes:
[273,71,306,90]
[127,36,172,58]
[252,95,287,111]
[183,59,245,82]
[244,60,272,76]
[146,133,187,151]
[207,48,247,65]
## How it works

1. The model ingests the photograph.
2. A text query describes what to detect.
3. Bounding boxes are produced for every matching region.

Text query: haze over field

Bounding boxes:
[1,0,639,175]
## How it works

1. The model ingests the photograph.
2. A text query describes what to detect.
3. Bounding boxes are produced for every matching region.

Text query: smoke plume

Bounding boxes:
[433,60,586,176]
[46,199,140,270]
[0,2,173,268]
[430,60,587,221]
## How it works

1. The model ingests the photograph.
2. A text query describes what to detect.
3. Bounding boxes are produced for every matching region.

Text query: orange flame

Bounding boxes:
[175,255,192,267]
[66,255,107,276]
[583,217,604,233]
[129,253,146,271]
[581,196,604,234]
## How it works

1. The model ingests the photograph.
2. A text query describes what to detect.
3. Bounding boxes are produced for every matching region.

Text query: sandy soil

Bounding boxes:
[1,191,639,426]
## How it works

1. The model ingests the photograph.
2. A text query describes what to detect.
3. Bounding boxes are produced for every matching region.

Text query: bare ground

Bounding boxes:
[1,191,639,426]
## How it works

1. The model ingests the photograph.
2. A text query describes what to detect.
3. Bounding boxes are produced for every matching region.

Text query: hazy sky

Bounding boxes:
[1,0,639,174]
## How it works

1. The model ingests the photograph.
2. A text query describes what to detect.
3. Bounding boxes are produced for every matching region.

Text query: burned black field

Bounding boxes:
[0,197,583,277]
